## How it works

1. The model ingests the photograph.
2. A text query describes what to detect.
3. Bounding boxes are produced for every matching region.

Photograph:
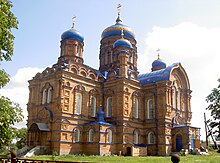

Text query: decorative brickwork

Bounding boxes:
[27,14,200,156]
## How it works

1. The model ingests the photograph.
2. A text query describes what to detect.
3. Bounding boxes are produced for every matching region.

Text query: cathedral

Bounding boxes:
[26,8,200,156]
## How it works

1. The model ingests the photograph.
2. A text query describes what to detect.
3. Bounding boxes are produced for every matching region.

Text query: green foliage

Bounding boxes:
[206,78,220,138]
[0,69,9,88]
[0,0,18,61]
[14,128,27,149]
[0,96,23,149]
[0,0,23,151]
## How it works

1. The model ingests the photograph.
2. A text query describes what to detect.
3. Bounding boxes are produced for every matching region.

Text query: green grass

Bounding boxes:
[30,151,220,163]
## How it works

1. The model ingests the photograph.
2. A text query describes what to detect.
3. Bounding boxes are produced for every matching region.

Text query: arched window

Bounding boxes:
[88,129,94,142]
[75,92,82,114]
[133,96,138,118]
[177,88,181,110]
[106,97,112,117]
[42,89,47,104]
[148,99,154,119]
[47,87,52,103]
[90,96,96,117]
[134,130,139,144]
[106,129,113,143]
[148,132,154,144]
[172,86,176,109]
[74,128,80,142]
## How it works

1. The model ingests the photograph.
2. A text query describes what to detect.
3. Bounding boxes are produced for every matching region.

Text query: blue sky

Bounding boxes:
[1,0,220,140]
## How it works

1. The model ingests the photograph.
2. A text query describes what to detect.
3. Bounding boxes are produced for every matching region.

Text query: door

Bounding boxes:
[176,134,182,151]
[127,147,132,156]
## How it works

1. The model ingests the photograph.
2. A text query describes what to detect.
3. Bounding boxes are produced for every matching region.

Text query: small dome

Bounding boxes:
[113,39,132,48]
[101,17,135,40]
[61,29,84,42]
[152,59,166,71]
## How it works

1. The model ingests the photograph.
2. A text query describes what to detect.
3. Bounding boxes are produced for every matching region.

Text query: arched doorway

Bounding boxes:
[176,134,182,151]
[28,123,50,146]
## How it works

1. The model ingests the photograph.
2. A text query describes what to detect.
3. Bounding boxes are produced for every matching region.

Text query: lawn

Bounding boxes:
[30,151,220,163]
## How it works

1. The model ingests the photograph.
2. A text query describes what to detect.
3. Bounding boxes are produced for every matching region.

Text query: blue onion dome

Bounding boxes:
[152,57,166,71]
[61,29,84,42]
[113,38,132,48]
[61,18,84,42]
[101,16,135,40]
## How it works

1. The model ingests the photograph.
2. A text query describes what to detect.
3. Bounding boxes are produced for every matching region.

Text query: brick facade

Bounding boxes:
[27,14,200,156]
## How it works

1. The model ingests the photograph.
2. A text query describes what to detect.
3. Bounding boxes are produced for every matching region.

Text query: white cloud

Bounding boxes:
[0,67,44,128]
[139,22,220,140]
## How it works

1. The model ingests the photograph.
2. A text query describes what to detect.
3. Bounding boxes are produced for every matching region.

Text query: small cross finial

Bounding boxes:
[117,4,122,16]
[72,16,76,29]
[157,48,160,59]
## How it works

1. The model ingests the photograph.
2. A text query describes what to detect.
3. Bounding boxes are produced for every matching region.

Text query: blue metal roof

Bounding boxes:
[137,63,179,85]
[113,39,132,48]
[61,29,84,42]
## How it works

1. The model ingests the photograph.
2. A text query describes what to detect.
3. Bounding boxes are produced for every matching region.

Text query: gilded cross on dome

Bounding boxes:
[117,4,122,16]
[72,16,76,29]
[157,48,160,59]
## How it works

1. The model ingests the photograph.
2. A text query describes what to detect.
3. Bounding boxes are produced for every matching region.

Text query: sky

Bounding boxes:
[1,0,220,140]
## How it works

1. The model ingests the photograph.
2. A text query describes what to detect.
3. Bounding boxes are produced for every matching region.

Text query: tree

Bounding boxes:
[206,78,220,139]
[0,0,23,150]
[14,128,27,149]
[0,0,18,61]
[0,96,23,149]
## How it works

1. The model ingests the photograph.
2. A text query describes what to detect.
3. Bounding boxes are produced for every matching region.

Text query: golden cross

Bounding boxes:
[117,4,122,16]
[157,48,160,59]
[72,16,76,29]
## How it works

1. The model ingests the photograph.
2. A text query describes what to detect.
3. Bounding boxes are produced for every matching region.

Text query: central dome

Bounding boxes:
[101,17,135,40]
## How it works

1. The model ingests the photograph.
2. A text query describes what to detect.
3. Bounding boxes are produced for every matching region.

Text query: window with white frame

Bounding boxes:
[88,129,94,142]
[42,86,53,104]
[133,96,138,118]
[42,89,47,104]
[47,87,52,103]
[74,128,80,142]
[106,97,112,117]
[90,96,96,117]
[147,99,154,119]
[134,130,139,144]
[75,92,82,114]
[106,129,113,143]
[148,132,154,144]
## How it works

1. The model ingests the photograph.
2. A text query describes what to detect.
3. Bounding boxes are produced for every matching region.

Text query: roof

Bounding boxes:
[61,28,84,42]
[137,63,179,85]
[101,23,135,39]
[113,39,132,48]
[29,123,50,132]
